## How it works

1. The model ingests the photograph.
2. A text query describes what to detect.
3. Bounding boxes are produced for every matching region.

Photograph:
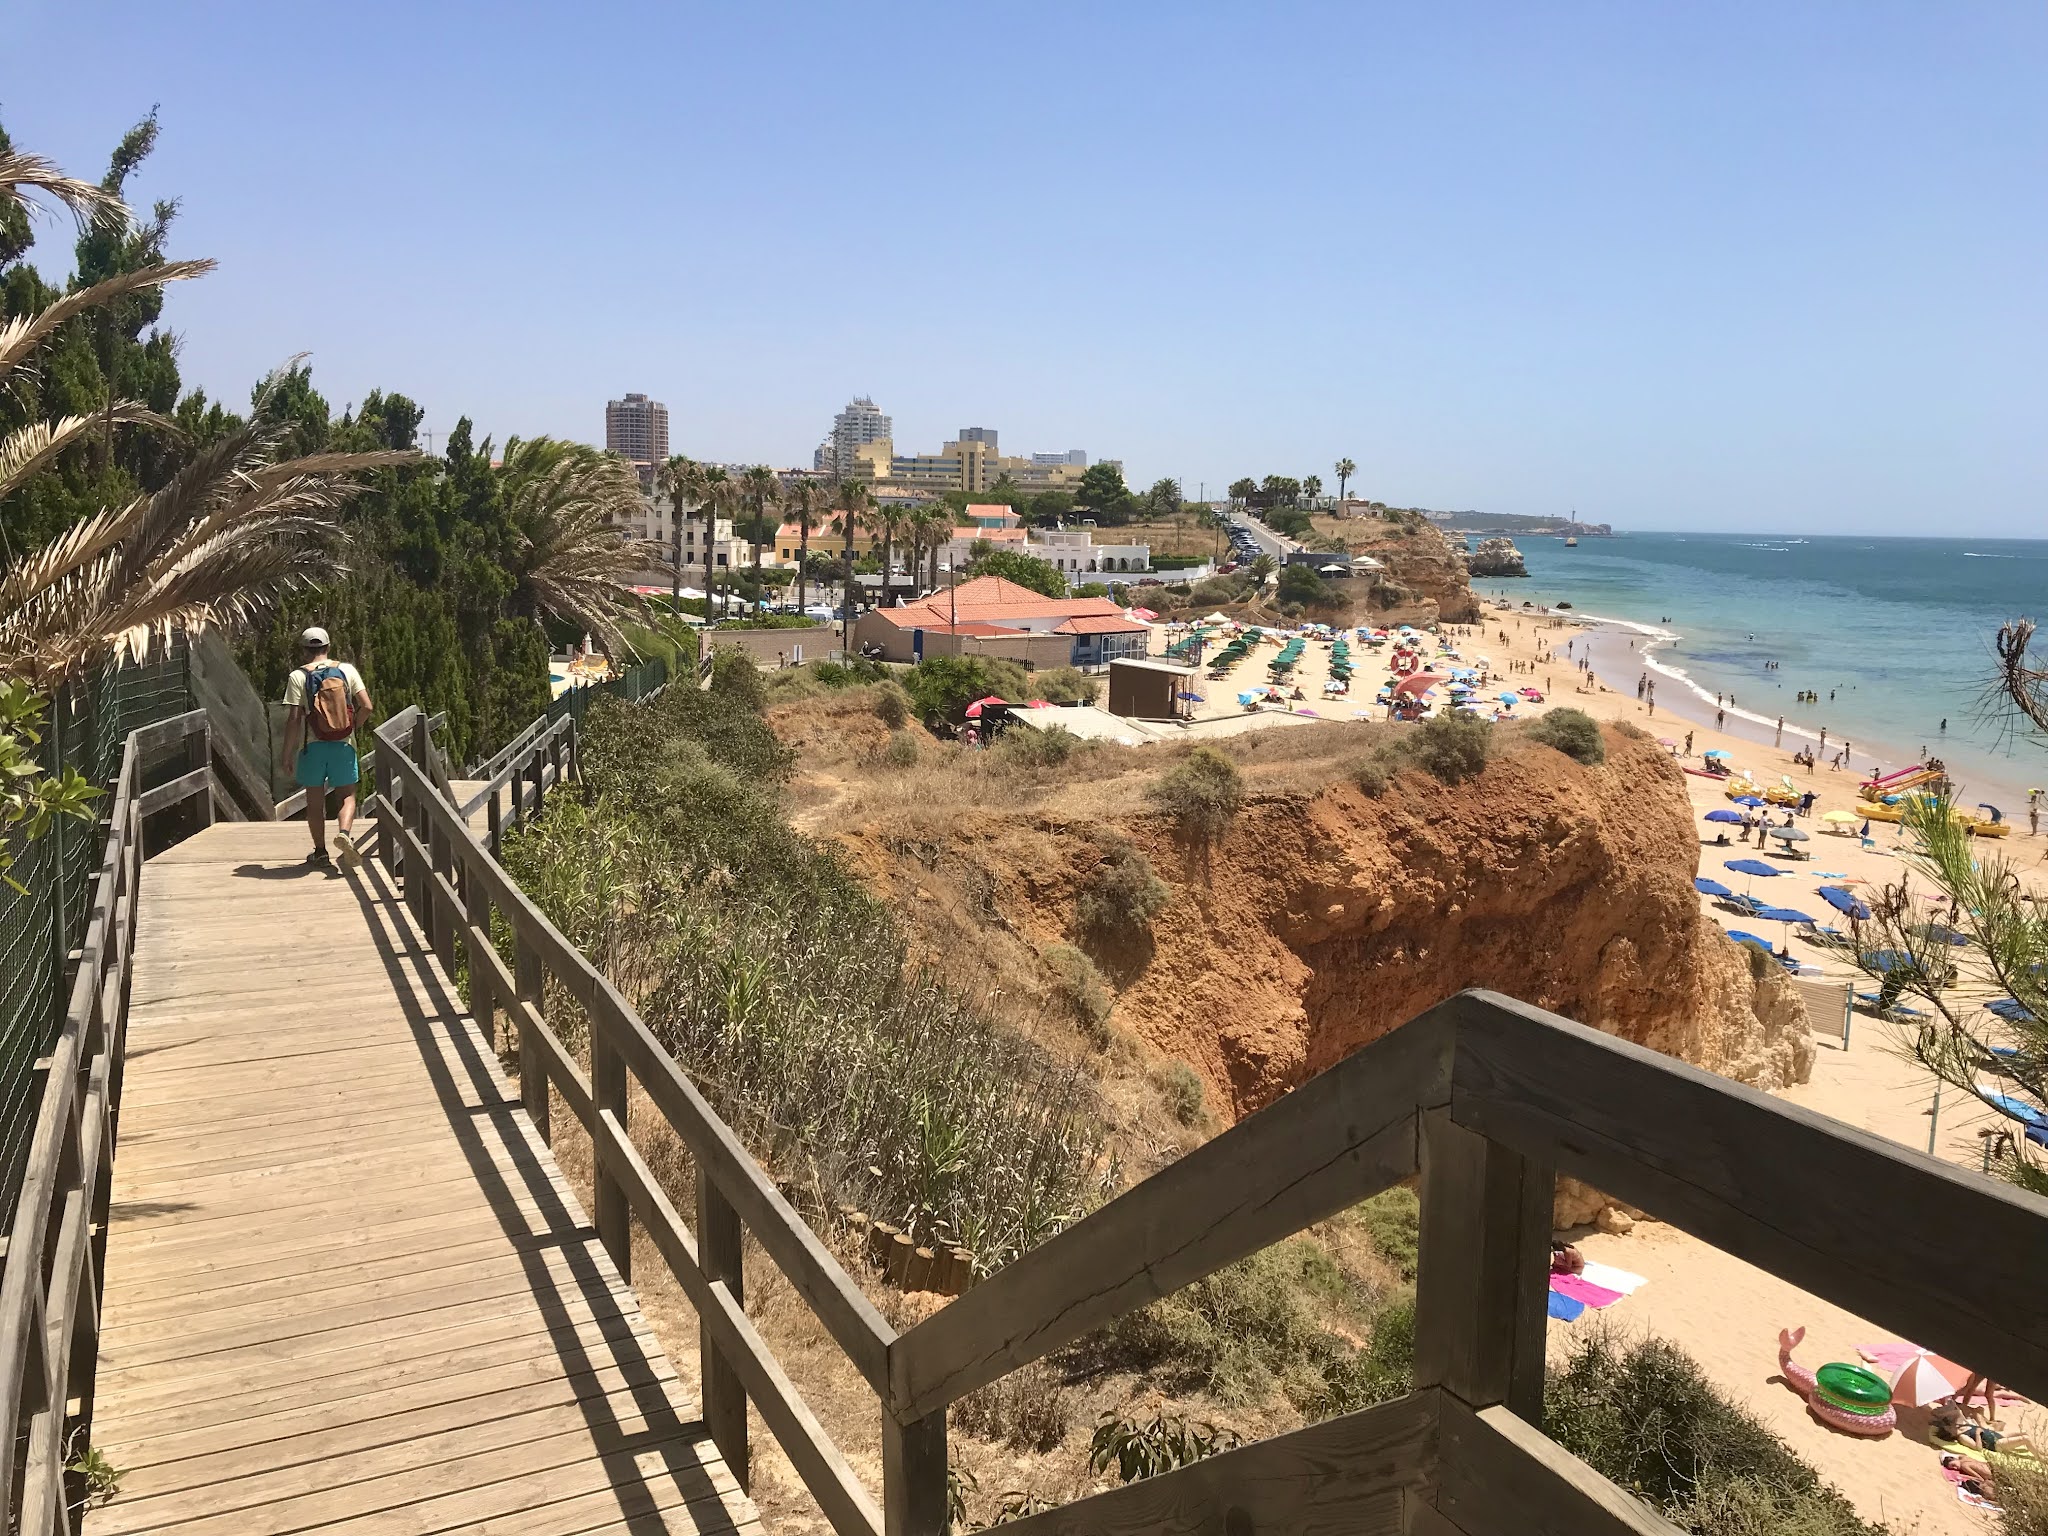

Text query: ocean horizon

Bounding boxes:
[1470,531,2048,811]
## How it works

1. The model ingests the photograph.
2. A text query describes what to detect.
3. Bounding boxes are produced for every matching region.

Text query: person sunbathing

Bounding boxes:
[1933,1403,2034,1456]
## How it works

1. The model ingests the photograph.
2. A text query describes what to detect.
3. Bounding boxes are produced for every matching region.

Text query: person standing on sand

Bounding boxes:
[1819,728,1827,753]
[1684,731,1693,755]
[2031,802,2039,838]
[279,627,373,869]
[1716,708,1725,728]
[1775,717,1783,747]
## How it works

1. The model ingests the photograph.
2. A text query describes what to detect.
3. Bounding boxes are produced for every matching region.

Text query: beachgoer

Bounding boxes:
[1684,731,1693,755]
[1940,718,1948,732]
[1774,717,1783,747]
[1715,708,1724,728]
[2033,804,2041,837]
[963,725,981,749]
[279,627,372,869]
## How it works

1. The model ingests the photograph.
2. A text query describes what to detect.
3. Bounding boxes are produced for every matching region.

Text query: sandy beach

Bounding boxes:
[1471,600,2045,1533]
[1160,602,2045,1529]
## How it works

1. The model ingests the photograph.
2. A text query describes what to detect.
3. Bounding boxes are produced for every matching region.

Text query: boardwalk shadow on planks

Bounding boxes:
[339,851,740,1535]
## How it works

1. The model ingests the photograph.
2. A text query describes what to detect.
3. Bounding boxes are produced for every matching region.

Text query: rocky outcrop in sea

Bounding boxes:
[1465,536,1528,577]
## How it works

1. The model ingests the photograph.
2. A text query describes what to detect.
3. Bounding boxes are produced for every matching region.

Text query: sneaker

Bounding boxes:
[335,831,362,869]
[307,847,332,867]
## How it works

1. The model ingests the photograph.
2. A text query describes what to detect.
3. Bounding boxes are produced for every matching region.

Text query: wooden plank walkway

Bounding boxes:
[91,822,756,1536]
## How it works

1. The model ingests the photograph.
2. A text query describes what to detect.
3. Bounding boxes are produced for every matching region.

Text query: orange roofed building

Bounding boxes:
[852,576,1152,669]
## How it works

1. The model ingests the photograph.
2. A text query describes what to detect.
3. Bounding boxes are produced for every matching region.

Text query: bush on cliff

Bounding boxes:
[1150,747,1244,848]
[1546,1330,1885,1535]
[1524,707,1606,766]
[1405,714,1491,785]
[1075,841,1171,943]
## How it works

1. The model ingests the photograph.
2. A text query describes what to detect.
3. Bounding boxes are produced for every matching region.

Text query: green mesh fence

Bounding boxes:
[544,657,669,728]
[0,646,196,1231]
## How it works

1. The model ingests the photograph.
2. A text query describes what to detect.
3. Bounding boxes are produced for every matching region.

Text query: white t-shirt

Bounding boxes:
[284,660,368,708]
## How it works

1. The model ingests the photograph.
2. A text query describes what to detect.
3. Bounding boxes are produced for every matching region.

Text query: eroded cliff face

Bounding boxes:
[1340,520,1482,624]
[1110,730,1812,1118]
[812,715,1812,1220]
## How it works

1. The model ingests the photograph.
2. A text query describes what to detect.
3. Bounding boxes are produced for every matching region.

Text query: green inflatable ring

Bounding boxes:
[1815,1362,1892,1411]
[1816,1389,1890,1416]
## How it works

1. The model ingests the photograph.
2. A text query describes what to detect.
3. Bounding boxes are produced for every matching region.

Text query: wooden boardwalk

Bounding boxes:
[90,822,755,1536]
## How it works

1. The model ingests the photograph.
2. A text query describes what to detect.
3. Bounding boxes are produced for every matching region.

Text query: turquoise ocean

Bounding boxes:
[1468,533,2048,812]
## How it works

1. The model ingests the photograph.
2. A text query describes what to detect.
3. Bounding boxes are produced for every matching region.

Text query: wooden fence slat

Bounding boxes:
[1434,1397,1682,1536]
[882,1410,947,1536]
[698,1169,746,1485]
[886,1006,1456,1420]
[593,1112,881,1536]
[135,767,212,820]
[986,1389,1437,1536]
[1450,988,2048,1407]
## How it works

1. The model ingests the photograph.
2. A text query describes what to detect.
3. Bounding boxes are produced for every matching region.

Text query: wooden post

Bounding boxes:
[591,1033,630,1279]
[529,741,545,819]
[464,861,495,1050]
[1413,1107,1553,1425]
[486,786,502,859]
[189,718,214,831]
[376,746,397,871]
[408,715,433,930]
[429,818,456,970]
[514,939,550,1144]
[882,1410,948,1536]
[697,1169,748,1486]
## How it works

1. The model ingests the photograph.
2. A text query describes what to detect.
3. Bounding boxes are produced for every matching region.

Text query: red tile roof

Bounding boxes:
[874,576,1126,629]
[1052,616,1152,636]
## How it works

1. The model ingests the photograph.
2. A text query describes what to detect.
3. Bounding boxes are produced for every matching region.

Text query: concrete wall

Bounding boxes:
[703,626,842,667]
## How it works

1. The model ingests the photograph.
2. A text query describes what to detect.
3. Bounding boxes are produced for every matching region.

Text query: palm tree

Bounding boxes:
[738,465,781,600]
[831,479,872,650]
[913,501,952,590]
[865,499,906,607]
[0,370,414,685]
[655,454,700,606]
[1247,553,1277,589]
[1303,475,1322,506]
[497,438,665,659]
[692,465,731,616]
[785,479,829,615]
[1335,457,1356,504]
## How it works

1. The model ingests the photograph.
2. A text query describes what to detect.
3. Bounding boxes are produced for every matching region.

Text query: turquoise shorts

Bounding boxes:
[295,739,360,789]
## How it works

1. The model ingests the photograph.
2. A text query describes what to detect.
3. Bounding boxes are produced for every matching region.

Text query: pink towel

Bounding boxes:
[1550,1274,1625,1309]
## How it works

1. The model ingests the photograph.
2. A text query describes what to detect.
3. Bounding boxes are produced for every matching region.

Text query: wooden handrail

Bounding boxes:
[366,695,2048,1536]
[0,709,217,1533]
[274,708,447,820]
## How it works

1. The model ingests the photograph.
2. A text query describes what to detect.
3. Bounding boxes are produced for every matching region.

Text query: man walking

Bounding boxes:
[279,627,373,868]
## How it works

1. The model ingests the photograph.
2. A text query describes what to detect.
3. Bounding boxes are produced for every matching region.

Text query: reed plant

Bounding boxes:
[501,673,1110,1273]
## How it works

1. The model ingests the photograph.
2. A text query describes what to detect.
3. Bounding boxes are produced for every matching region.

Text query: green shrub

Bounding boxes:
[874,680,911,729]
[1276,565,1337,608]
[1075,842,1170,942]
[1545,1331,1883,1534]
[992,724,1083,770]
[1034,666,1099,706]
[1352,753,1395,798]
[905,654,1031,722]
[1406,713,1491,785]
[1149,746,1244,848]
[1043,944,1112,1044]
[953,1360,1073,1453]
[1355,1187,1419,1279]
[1089,1411,1242,1484]
[813,656,887,689]
[1316,1291,1417,1415]
[881,730,921,768]
[1524,707,1606,765]
[1151,1060,1206,1126]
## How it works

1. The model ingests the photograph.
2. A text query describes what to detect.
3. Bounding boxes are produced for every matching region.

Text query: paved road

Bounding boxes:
[1229,511,1298,559]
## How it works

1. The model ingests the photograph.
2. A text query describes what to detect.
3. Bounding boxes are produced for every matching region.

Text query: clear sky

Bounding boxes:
[7,1,2044,534]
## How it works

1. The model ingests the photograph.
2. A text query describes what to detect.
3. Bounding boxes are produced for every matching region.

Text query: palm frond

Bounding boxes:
[0,151,130,227]
[0,404,169,503]
[0,388,416,684]
[0,259,216,387]
[503,441,661,657]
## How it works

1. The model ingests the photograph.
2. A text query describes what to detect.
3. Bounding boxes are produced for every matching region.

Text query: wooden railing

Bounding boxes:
[0,711,223,1533]
[368,706,2048,1536]
[274,709,449,821]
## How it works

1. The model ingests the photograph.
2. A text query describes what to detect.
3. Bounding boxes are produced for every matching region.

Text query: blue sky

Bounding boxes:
[7,1,2043,533]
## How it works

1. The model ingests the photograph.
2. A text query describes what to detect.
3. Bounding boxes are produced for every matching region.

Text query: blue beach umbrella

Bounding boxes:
[1733,795,1767,808]
[1694,877,1735,898]
[1704,809,1744,824]
[1986,998,2039,1025]
[1756,906,1815,926]
[1724,859,1779,878]
[1726,929,1772,948]
[1703,748,1732,760]
[1816,886,1871,921]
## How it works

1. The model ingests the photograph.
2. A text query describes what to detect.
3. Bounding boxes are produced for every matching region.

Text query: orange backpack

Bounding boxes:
[303,664,356,742]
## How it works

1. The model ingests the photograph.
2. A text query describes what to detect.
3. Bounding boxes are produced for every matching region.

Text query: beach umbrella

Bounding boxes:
[1769,826,1810,843]
[1726,929,1772,948]
[1724,859,1779,878]
[1704,810,1744,824]
[1817,886,1872,921]
[1394,673,1446,698]
[1861,950,1919,974]
[1889,1352,1968,1408]
[1822,810,1859,825]
[1756,906,1815,926]
[1704,748,1732,760]
[1498,693,1519,705]
[1734,795,1766,807]
[963,696,1007,719]
[1694,877,1735,898]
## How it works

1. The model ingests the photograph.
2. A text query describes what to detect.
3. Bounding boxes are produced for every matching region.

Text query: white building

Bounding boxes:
[636,494,756,578]
[937,523,1151,580]
[828,396,891,479]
